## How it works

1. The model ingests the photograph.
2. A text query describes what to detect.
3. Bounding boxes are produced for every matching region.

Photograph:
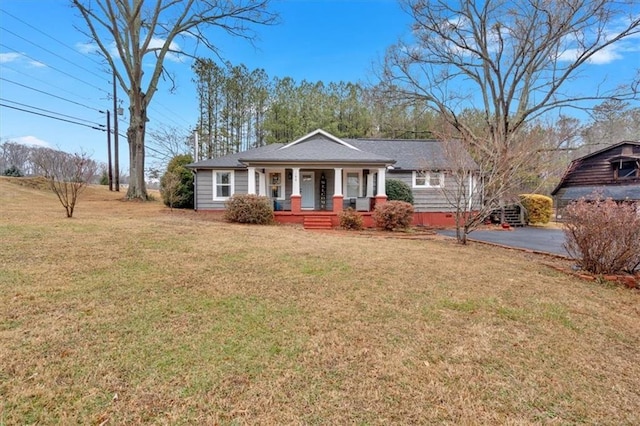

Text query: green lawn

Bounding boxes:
[1,178,638,424]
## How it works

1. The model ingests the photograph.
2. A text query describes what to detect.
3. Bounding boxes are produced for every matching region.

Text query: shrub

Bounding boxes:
[563,196,640,274]
[224,194,274,225]
[99,170,109,185]
[520,194,553,224]
[339,207,364,230]
[3,165,23,177]
[373,200,414,231]
[160,154,194,209]
[386,179,414,204]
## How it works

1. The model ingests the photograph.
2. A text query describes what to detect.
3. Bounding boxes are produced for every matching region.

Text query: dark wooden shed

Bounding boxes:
[551,141,640,212]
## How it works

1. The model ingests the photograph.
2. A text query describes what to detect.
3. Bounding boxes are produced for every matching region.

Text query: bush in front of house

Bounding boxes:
[160,154,194,209]
[385,179,414,204]
[339,207,364,230]
[563,196,640,275]
[520,194,553,224]
[373,200,414,231]
[224,194,274,225]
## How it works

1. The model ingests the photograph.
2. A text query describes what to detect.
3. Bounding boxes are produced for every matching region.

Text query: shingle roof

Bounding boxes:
[347,138,478,170]
[185,130,478,171]
[558,185,640,201]
[185,144,283,169]
[239,134,394,164]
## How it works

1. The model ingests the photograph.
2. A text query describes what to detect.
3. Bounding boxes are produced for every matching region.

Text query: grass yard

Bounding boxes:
[1,177,638,424]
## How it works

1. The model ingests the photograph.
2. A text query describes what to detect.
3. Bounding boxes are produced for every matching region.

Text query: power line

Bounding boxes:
[0,97,105,126]
[0,7,106,68]
[0,43,109,95]
[0,103,105,131]
[1,64,105,110]
[1,27,110,85]
[0,77,100,112]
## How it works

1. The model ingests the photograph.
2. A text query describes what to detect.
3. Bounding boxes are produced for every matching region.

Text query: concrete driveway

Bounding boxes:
[439,227,570,257]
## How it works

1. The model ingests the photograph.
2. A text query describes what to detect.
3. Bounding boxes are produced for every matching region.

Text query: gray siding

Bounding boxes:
[388,171,478,212]
[195,169,247,210]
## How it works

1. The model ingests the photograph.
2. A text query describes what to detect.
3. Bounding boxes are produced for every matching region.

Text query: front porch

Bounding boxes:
[246,166,388,228]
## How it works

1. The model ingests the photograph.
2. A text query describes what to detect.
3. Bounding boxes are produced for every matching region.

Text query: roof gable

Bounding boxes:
[282,129,361,151]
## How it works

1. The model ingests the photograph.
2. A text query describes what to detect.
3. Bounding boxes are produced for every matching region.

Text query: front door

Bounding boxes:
[301,171,315,209]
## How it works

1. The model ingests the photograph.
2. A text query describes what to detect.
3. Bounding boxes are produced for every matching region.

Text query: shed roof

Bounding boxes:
[551,141,640,195]
[557,185,640,201]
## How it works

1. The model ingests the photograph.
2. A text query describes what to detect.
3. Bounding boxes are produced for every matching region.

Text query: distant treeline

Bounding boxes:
[193,59,438,158]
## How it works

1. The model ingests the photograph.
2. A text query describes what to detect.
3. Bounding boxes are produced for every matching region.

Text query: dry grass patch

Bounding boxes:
[1,177,639,424]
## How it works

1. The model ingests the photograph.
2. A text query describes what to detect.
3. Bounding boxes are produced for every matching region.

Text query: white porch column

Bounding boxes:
[292,167,301,196]
[334,168,343,196]
[258,170,266,196]
[377,167,387,196]
[366,171,374,197]
[247,167,256,195]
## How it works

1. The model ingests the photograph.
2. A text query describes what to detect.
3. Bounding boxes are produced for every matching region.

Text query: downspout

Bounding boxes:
[192,169,198,211]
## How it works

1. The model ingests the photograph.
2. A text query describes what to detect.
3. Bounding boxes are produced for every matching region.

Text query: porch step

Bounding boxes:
[303,215,334,230]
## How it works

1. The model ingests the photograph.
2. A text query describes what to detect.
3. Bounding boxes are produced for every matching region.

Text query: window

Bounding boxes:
[268,171,284,200]
[343,170,362,198]
[213,170,234,200]
[413,171,444,188]
[616,160,638,179]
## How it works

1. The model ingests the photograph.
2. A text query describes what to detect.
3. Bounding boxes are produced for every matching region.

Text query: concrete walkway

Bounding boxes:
[439,227,570,257]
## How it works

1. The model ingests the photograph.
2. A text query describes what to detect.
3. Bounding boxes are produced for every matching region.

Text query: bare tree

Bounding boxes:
[384,0,640,220]
[146,125,191,178]
[1,141,33,175]
[31,148,98,218]
[72,0,277,201]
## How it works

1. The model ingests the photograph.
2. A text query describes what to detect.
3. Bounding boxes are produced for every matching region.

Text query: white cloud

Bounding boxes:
[146,37,183,63]
[13,136,50,148]
[28,60,47,68]
[557,44,625,65]
[75,42,98,54]
[0,52,23,63]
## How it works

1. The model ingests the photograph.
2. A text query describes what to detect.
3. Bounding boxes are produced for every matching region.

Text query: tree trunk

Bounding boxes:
[126,90,148,200]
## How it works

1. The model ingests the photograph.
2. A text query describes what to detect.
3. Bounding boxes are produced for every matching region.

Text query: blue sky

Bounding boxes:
[0,0,638,172]
[0,0,412,170]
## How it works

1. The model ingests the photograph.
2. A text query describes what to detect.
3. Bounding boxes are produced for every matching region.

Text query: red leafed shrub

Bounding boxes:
[563,196,640,275]
[339,207,364,230]
[373,200,414,231]
[224,194,274,224]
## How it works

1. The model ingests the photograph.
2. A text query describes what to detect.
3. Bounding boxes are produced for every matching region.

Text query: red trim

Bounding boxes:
[194,209,466,228]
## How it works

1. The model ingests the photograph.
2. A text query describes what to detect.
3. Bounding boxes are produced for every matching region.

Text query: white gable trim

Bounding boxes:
[280,128,361,151]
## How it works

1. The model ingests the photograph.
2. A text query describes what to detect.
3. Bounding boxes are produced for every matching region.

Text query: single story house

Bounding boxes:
[186,129,480,228]
[551,141,640,212]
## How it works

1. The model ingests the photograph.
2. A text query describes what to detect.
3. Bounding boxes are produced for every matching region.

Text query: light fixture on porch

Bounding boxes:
[287,171,292,180]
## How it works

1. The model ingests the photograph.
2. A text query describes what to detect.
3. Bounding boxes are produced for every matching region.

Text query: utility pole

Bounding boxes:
[106,110,113,191]
[113,71,120,191]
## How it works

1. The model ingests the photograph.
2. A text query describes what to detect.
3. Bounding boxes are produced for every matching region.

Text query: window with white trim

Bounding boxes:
[343,170,362,198]
[213,170,234,200]
[413,171,444,188]
[268,170,285,200]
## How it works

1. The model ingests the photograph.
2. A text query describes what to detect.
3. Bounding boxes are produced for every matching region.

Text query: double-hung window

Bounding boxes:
[213,170,234,200]
[268,171,284,200]
[413,171,444,188]
[344,170,362,198]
